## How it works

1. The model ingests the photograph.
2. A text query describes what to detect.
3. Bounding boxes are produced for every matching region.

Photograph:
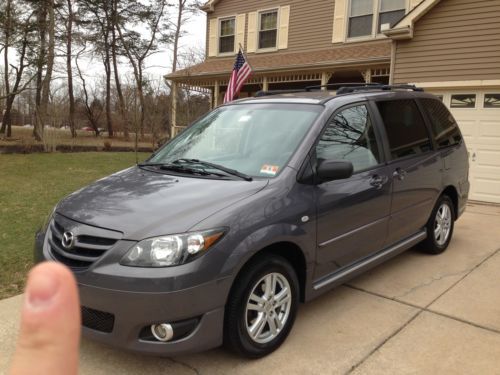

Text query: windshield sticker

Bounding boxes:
[260,165,279,176]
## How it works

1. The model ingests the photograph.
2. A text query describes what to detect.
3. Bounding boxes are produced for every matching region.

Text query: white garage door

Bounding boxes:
[431,90,500,204]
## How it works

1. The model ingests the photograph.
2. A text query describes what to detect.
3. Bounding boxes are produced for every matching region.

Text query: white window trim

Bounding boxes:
[345,0,409,42]
[217,15,237,57]
[255,7,280,53]
[450,93,478,110]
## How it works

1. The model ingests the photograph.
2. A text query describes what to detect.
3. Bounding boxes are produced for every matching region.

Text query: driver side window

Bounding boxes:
[316,104,382,173]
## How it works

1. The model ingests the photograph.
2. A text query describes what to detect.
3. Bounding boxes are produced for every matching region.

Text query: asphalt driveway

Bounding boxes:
[1,204,500,374]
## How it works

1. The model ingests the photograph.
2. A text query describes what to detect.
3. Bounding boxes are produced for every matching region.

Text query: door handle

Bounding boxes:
[472,152,476,162]
[393,168,407,181]
[370,175,388,189]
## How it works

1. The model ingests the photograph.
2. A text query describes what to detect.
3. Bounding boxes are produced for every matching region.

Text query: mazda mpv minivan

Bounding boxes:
[35,84,469,358]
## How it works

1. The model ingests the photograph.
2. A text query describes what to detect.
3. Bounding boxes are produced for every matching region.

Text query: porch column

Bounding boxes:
[363,68,372,83]
[263,77,269,91]
[214,80,220,107]
[170,81,178,139]
[209,87,215,110]
[321,72,332,90]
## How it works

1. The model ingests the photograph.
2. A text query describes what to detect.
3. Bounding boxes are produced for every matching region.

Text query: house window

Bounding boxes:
[450,94,476,108]
[348,0,374,38]
[219,17,235,54]
[348,0,407,38]
[484,94,500,108]
[259,10,278,49]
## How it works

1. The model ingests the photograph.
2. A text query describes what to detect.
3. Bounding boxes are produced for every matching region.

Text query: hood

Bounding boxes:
[56,166,268,239]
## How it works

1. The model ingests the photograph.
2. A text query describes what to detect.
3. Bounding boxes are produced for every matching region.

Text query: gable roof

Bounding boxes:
[383,0,441,39]
[200,0,220,13]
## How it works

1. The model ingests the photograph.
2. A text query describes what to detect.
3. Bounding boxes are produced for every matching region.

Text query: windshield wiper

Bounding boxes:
[138,162,223,177]
[173,159,253,181]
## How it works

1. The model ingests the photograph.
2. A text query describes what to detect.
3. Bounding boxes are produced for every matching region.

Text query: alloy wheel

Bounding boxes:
[434,203,452,246]
[245,272,292,344]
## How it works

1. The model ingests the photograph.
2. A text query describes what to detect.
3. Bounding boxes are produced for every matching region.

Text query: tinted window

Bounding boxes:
[451,94,476,108]
[377,99,432,159]
[317,104,381,172]
[421,98,462,148]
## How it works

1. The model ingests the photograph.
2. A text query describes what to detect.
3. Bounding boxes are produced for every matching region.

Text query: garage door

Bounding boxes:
[431,90,500,204]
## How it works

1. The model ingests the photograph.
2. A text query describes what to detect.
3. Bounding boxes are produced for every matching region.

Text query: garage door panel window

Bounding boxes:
[317,104,382,173]
[451,94,476,109]
[421,98,462,149]
[484,94,500,108]
[377,100,432,159]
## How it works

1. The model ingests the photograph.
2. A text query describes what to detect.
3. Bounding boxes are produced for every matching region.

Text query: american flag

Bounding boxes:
[224,49,253,103]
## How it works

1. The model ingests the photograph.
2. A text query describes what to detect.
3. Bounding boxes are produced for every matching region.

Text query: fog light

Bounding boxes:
[151,323,174,342]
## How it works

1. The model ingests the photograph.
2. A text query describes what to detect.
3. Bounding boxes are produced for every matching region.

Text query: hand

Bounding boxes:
[9,262,80,375]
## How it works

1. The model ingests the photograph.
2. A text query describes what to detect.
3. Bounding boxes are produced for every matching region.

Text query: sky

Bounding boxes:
[117,10,206,79]
[3,7,207,92]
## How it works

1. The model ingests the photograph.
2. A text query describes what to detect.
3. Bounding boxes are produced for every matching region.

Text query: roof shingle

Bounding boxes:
[167,40,391,80]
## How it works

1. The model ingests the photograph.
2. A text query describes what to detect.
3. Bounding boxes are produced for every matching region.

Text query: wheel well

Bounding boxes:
[233,242,307,303]
[442,185,459,219]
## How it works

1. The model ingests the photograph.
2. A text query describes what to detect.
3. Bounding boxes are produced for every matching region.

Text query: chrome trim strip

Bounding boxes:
[313,230,427,291]
[318,217,388,248]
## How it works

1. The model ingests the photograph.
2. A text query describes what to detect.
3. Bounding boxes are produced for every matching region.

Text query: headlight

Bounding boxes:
[120,229,226,267]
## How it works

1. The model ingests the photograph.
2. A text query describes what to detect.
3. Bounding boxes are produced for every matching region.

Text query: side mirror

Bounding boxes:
[316,159,354,184]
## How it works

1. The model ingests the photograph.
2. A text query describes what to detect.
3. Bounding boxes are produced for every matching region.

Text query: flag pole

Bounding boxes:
[238,43,253,71]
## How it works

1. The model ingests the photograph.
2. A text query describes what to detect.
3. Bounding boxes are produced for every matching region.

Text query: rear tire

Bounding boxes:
[224,254,299,358]
[419,195,455,254]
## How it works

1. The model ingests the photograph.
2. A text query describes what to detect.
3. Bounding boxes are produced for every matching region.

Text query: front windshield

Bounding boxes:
[150,103,322,178]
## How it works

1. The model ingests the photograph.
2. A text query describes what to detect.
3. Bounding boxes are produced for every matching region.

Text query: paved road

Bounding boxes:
[1,204,500,374]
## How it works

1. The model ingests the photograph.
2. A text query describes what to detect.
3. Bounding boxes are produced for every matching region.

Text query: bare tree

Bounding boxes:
[116,0,169,139]
[0,0,36,137]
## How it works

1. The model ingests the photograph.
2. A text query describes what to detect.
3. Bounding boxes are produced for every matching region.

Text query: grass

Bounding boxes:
[0,126,158,149]
[0,152,149,300]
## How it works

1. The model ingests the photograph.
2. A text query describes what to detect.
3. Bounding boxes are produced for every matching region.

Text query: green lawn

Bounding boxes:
[0,152,149,299]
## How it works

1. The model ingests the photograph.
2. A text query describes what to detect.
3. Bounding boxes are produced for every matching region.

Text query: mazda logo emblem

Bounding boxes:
[62,231,75,249]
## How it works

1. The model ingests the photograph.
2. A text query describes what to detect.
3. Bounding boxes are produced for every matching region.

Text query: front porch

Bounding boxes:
[166,40,392,136]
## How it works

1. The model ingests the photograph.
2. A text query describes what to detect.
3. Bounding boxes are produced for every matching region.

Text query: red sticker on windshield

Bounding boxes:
[260,165,279,176]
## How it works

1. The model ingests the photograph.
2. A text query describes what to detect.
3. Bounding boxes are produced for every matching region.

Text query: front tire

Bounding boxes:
[419,195,455,254]
[224,254,299,358]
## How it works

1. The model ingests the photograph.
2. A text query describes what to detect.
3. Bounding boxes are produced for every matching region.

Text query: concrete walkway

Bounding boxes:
[1,204,500,374]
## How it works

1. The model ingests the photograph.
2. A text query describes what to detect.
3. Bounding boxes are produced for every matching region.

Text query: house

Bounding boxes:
[166,0,500,204]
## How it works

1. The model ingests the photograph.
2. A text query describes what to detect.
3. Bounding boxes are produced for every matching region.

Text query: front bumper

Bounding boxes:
[78,280,228,355]
[34,229,231,356]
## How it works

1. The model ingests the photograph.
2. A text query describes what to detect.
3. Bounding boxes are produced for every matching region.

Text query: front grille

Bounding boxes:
[81,306,115,333]
[47,216,118,270]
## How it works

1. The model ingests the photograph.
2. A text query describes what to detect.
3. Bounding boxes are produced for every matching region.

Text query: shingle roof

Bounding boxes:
[167,40,391,80]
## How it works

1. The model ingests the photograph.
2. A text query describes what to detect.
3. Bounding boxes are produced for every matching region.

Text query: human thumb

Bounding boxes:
[9,262,80,375]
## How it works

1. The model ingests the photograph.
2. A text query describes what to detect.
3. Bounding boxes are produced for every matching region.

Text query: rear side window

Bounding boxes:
[376,99,432,159]
[421,98,462,148]
[317,104,382,173]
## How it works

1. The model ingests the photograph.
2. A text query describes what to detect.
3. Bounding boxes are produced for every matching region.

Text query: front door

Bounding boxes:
[314,103,392,280]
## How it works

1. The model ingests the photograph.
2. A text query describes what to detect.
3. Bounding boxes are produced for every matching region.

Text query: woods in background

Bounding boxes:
[0,0,209,144]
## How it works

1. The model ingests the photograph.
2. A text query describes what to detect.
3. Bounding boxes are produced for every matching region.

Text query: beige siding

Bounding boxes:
[393,0,500,83]
[207,0,336,55]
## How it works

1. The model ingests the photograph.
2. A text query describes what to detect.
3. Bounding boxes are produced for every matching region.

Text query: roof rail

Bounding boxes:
[305,82,382,91]
[255,89,309,97]
[336,84,424,95]
[253,83,424,98]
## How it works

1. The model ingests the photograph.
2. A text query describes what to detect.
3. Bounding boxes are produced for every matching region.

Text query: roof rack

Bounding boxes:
[335,84,424,95]
[255,89,308,97]
[253,83,424,98]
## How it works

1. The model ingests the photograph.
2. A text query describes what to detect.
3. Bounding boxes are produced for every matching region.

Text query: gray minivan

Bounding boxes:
[35,85,469,358]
